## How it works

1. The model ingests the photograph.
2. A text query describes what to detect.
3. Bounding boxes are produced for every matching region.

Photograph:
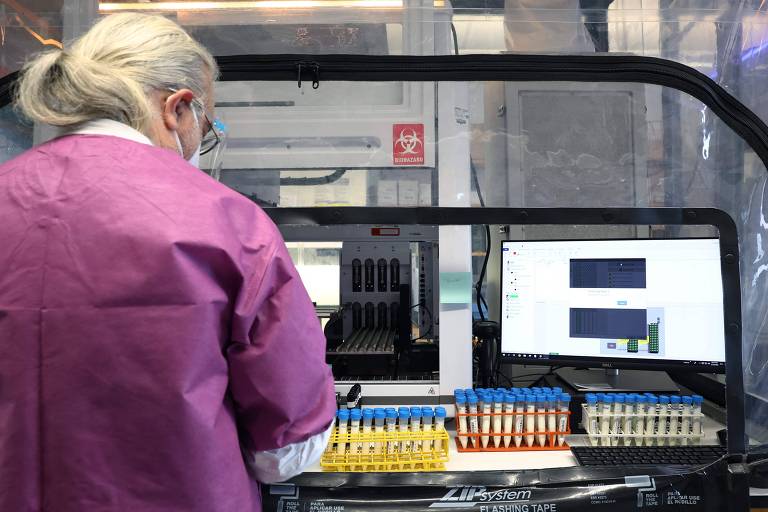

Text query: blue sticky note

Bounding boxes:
[439,272,473,304]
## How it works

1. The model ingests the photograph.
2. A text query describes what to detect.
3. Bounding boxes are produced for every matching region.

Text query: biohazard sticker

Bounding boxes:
[393,123,425,166]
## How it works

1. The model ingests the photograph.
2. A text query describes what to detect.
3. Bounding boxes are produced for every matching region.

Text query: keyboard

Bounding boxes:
[571,445,727,467]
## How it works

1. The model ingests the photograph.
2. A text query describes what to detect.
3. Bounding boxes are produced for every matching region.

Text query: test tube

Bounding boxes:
[384,408,397,454]
[410,407,422,453]
[546,393,558,447]
[480,392,492,449]
[467,395,480,448]
[455,394,468,448]
[398,409,410,454]
[658,396,670,445]
[503,393,515,448]
[524,395,537,447]
[337,409,350,455]
[492,392,504,448]
[669,396,681,445]
[536,394,548,447]
[624,394,636,442]
[514,394,526,448]
[633,395,646,446]
[600,395,613,446]
[350,409,362,457]
[645,395,659,446]
[691,395,703,440]
[362,409,374,456]
[612,395,624,446]
[435,407,447,452]
[370,409,384,457]
[557,393,570,446]
[585,394,599,445]
[422,407,434,451]
[682,396,694,444]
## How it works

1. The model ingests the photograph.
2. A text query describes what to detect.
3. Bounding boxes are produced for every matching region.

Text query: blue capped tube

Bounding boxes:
[337,409,350,455]
[467,394,480,448]
[557,393,571,446]
[384,408,397,454]
[492,391,504,448]
[435,407,447,451]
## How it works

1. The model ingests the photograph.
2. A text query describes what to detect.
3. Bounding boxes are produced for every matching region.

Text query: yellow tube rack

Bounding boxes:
[320,427,450,472]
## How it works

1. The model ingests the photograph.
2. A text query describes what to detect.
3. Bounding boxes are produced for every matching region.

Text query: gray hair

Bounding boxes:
[16,13,218,134]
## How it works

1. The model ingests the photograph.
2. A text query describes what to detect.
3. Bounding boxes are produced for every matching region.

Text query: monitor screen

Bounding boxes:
[500,238,726,372]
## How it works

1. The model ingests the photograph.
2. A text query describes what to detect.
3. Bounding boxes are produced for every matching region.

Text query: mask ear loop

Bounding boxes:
[173,102,201,160]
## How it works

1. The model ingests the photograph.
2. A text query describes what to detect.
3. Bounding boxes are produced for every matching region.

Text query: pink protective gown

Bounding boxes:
[0,133,336,511]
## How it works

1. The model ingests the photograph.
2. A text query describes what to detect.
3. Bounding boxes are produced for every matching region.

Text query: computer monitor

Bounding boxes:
[500,238,726,390]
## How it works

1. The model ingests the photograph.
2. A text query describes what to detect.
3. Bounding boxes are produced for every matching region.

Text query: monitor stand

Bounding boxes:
[555,368,680,393]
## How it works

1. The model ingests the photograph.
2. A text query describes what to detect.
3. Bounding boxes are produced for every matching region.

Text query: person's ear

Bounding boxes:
[162,88,195,132]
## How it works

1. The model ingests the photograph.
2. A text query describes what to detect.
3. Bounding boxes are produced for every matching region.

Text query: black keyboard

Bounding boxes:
[571,445,727,467]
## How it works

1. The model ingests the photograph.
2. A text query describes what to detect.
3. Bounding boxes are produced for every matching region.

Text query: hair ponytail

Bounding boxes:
[16,13,217,134]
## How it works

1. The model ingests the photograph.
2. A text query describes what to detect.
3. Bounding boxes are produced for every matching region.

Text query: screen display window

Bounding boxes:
[500,238,726,370]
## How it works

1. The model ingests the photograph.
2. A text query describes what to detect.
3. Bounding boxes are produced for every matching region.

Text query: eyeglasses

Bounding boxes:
[190,97,226,156]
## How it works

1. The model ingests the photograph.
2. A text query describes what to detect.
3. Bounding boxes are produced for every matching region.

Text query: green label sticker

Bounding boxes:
[439,272,473,304]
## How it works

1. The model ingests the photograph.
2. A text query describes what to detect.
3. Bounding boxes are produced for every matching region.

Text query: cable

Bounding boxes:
[493,366,564,387]
[244,192,278,207]
[411,302,434,342]
[450,22,460,55]
[280,169,347,186]
[470,160,491,321]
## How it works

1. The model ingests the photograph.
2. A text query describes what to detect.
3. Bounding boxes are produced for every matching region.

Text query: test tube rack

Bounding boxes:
[320,427,450,472]
[453,406,572,452]
[581,404,705,446]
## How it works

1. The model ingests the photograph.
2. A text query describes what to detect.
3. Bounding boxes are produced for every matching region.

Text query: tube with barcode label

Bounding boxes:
[350,409,362,456]
[480,392,492,448]
[362,409,374,456]
[669,396,681,445]
[645,396,659,446]
[503,393,515,448]
[600,395,613,446]
[492,392,504,448]
[658,396,670,445]
[623,394,636,441]
[410,407,422,453]
[467,395,480,448]
[398,409,410,454]
[634,395,647,446]
[337,409,349,455]
[557,393,570,446]
[422,407,434,451]
[536,395,547,447]
[691,395,703,440]
[435,407,446,452]
[586,394,599,446]
[524,396,536,447]
[384,408,397,454]
[455,393,468,448]
[514,395,525,447]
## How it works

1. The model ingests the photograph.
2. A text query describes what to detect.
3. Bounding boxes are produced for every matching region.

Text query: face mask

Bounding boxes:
[173,105,202,168]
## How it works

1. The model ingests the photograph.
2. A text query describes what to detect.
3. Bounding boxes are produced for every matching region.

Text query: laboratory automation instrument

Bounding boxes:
[323,406,449,472]
[500,238,726,392]
[453,387,571,452]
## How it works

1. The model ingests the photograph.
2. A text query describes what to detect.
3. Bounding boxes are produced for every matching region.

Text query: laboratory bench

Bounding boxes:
[301,416,725,474]
[264,416,767,511]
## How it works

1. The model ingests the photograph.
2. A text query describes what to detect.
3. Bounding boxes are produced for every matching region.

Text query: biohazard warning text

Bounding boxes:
[393,123,425,166]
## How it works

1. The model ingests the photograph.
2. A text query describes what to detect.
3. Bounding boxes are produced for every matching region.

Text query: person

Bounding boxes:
[0,13,335,512]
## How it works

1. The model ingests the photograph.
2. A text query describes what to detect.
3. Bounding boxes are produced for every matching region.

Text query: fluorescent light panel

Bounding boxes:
[99,0,406,10]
